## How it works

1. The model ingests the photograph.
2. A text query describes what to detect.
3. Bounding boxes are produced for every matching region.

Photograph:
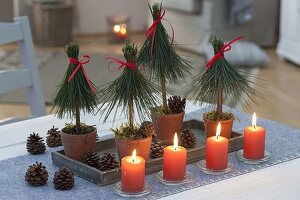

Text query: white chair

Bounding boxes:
[0,16,46,124]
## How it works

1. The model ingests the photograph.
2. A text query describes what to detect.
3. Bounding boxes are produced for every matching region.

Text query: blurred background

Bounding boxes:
[0,0,299,129]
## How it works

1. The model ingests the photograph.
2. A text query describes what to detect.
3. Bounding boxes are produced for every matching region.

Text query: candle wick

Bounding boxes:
[253,125,256,129]
[174,147,177,151]
[216,135,219,140]
[132,158,135,163]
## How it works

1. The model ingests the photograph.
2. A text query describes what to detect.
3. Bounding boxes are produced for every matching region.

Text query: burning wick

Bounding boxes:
[132,149,136,163]
[252,112,257,129]
[216,122,221,140]
[174,132,178,151]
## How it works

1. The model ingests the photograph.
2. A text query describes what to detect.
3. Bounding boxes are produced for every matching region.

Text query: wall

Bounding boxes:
[75,0,148,34]
[14,0,148,34]
[0,0,14,22]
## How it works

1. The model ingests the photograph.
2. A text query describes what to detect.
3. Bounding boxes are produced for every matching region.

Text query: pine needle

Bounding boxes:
[189,37,262,113]
[51,42,99,120]
[98,42,160,124]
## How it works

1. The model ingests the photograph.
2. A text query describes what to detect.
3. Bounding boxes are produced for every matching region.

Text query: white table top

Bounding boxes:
[0,103,299,200]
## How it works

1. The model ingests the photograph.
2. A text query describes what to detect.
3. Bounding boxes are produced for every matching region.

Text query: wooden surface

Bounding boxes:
[245,49,300,129]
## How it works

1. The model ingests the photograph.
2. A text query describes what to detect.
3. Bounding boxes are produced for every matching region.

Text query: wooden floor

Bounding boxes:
[245,49,300,129]
[0,35,299,129]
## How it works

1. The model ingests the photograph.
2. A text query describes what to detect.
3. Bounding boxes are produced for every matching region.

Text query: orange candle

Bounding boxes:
[163,133,187,181]
[206,122,228,170]
[121,149,145,192]
[244,112,265,159]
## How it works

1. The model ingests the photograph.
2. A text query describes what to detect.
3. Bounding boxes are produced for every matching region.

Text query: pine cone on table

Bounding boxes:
[84,152,100,169]
[140,121,155,137]
[180,129,196,148]
[150,141,164,159]
[99,153,119,171]
[168,96,186,114]
[26,132,46,154]
[53,167,74,190]
[46,126,62,148]
[25,161,48,186]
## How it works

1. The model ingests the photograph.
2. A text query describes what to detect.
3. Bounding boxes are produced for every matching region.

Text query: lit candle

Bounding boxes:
[163,133,187,181]
[113,24,121,33]
[121,149,145,192]
[244,112,265,159]
[206,122,229,170]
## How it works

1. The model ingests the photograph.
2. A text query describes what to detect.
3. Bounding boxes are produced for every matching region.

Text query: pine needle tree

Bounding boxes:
[137,3,192,113]
[189,36,261,117]
[51,42,99,134]
[98,42,160,128]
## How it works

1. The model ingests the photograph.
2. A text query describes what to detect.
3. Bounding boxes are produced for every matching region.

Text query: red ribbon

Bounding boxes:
[68,55,96,94]
[206,36,244,69]
[105,57,137,70]
[146,8,174,59]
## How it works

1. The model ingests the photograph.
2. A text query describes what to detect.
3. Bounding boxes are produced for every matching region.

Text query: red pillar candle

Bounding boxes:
[163,133,187,181]
[206,122,229,170]
[244,112,265,159]
[121,149,145,192]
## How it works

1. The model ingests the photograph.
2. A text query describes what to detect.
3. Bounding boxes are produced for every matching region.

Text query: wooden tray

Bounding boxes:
[51,120,244,186]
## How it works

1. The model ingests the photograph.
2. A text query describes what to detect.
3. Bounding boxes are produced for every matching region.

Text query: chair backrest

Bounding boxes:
[0,16,46,116]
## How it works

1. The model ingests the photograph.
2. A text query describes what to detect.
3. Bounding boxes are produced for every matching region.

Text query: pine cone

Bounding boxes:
[99,153,119,171]
[140,121,155,137]
[84,152,100,169]
[150,141,164,159]
[26,133,46,154]
[53,167,74,190]
[46,126,62,148]
[25,162,48,186]
[136,128,148,139]
[168,96,186,114]
[180,129,196,148]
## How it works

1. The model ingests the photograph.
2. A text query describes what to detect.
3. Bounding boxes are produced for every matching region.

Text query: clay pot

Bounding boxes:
[151,111,185,145]
[204,118,233,139]
[115,136,152,162]
[60,127,97,161]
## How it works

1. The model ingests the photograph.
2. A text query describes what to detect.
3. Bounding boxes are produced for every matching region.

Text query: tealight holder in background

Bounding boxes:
[107,15,130,43]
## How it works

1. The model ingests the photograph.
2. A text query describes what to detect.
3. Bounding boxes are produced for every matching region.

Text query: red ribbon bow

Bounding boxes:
[145,8,174,59]
[105,57,136,70]
[68,55,96,94]
[206,36,244,69]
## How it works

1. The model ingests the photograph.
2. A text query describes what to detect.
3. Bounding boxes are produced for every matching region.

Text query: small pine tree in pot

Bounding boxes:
[137,3,192,144]
[189,36,260,139]
[51,42,99,161]
[98,42,160,161]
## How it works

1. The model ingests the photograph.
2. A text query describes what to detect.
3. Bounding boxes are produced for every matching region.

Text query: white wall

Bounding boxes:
[74,0,148,34]
[14,0,148,34]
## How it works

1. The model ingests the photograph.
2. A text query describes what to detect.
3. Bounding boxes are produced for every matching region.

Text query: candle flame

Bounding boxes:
[252,112,256,129]
[132,149,136,163]
[114,25,121,32]
[174,132,178,150]
[216,122,221,139]
[120,27,127,35]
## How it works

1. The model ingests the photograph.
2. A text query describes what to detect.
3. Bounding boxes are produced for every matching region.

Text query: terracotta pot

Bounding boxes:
[115,136,152,162]
[61,128,97,161]
[151,111,185,145]
[204,118,233,139]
